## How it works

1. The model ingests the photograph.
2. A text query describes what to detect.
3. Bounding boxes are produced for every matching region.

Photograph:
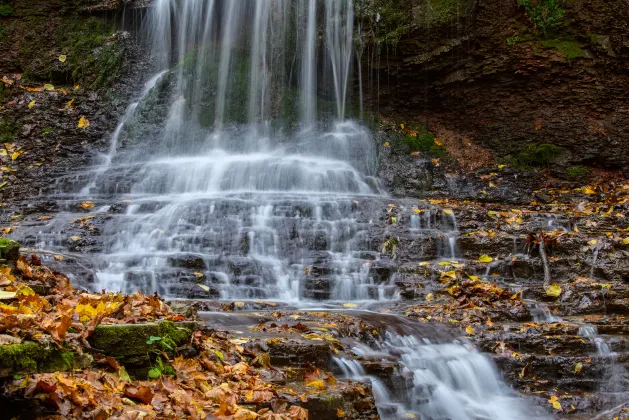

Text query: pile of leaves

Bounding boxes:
[0,255,311,419]
[406,268,527,331]
[0,255,183,350]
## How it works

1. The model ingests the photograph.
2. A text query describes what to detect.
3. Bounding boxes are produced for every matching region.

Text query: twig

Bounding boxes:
[537,232,551,289]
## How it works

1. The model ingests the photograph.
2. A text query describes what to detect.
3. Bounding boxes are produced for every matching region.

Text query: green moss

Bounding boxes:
[417,0,473,28]
[516,0,565,37]
[541,39,585,59]
[566,165,589,179]
[89,321,197,367]
[399,125,446,157]
[0,342,83,376]
[0,5,12,16]
[506,35,521,46]
[510,143,564,168]
[0,238,19,264]
[355,0,412,49]
[0,121,16,142]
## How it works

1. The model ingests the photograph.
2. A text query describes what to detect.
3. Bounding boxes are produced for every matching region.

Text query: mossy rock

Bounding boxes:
[0,342,91,378]
[88,321,201,368]
[0,238,19,264]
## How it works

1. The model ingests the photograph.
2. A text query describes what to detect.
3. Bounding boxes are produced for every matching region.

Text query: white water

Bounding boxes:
[337,333,543,420]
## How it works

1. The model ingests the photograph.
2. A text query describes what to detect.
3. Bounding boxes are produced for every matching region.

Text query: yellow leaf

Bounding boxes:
[438,261,452,266]
[197,284,210,292]
[73,84,79,91]
[306,380,326,390]
[70,236,82,241]
[43,83,55,91]
[383,142,390,147]
[466,273,480,281]
[78,116,90,129]
[465,325,474,335]
[11,150,22,161]
[498,164,506,169]
[583,186,596,195]
[574,362,583,374]
[213,350,224,362]
[28,100,36,109]
[337,408,346,418]
[413,208,421,214]
[418,262,431,266]
[343,303,358,308]
[441,271,457,280]
[545,283,562,297]
[478,255,493,263]
[434,138,444,147]
[426,293,434,302]
[80,201,95,209]
[443,209,453,215]
[59,55,67,63]
[588,239,598,245]
[400,124,405,129]
[15,286,36,297]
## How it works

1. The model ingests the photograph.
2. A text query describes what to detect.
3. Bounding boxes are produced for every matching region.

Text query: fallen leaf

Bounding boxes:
[478,255,493,263]
[0,290,17,300]
[28,100,36,109]
[59,55,67,63]
[342,303,358,308]
[78,116,90,129]
[546,283,562,297]
[44,83,55,91]
[80,201,94,209]
[465,325,474,335]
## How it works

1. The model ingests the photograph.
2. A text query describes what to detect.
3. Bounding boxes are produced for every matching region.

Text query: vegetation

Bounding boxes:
[507,143,564,168]
[516,0,565,37]
[542,38,586,59]
[566,165,590,179]
[416,0,473,29]
[400,124,446,157]
[355,0,412,49]
[0,4,12,17]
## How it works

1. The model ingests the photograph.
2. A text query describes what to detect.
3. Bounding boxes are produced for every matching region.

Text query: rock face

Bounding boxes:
[360,0,629,173]
[0,0,149,202]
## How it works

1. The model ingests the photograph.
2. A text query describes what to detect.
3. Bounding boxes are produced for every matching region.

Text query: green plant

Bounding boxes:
[516,0,565,37]
[382,236,400,258]
[541,39,585,59]
[0,5,12,16]
[566,165,589,179]
[401,126,446,157]
[512,143,564,167]
[148,356,175,380]
[506,35,521,46]
[355,0,412,49]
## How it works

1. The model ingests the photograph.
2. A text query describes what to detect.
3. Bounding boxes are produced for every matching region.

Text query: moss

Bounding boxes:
[399,125,446,157]
[516,0,565,37]
[0,238,19,263]
[566,165,589,179]
[0,5,12,16]
[509,143,564,168]
[0,121,16,142]
[417,0,473,28]
[0,342,83,376]
[89,321,197,367]
[541,39,585,59]
[355,0,412,49]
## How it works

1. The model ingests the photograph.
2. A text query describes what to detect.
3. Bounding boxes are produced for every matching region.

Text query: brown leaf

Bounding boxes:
[124,385,155,404]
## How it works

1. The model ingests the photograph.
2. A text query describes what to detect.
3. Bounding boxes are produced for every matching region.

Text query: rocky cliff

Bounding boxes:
[360,0,629,180]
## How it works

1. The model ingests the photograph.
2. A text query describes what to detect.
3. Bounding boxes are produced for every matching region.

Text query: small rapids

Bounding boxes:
[334,332,544,420]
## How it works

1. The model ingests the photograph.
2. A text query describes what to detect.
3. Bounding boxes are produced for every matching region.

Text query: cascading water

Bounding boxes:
[335,331,545,420]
